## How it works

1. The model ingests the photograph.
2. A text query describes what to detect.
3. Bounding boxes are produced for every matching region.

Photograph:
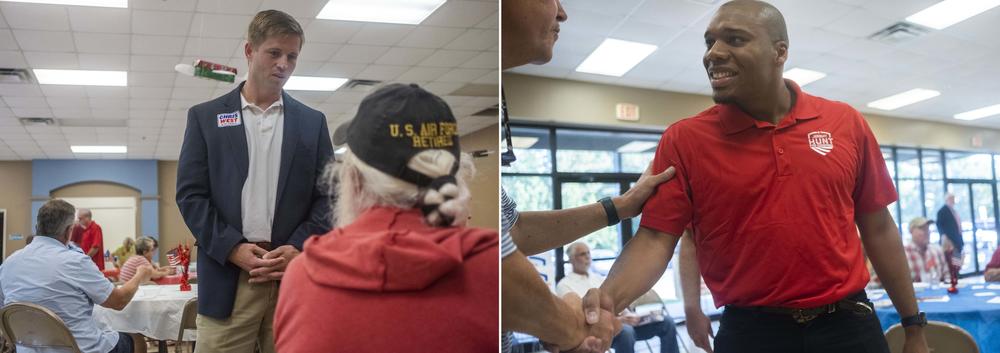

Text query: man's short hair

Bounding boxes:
[247,9,304,49]
[36,199,76,238]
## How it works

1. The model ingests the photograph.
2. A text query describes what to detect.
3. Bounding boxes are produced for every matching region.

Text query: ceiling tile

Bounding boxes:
[74,33,130,54]
[348,23,413,46]
[458,51,496,69]
[129,109,167,120]
[435,68,491,83]
[67,6,130,33]
[305,20,364,44]
[23,51,79,69]
[375,47,435,66]
[132,10,194,36]
[40,85,88,97]
[330,45,390,64]
[78,53,129,70]
[355,65,408,81]
[444,29,497,51]
[130,55,182,72]
[396,66,449,82]
[12,107,52,118]
[397,26,466,49]
[0,50,27,67]
[418,50,478,68]
[188,13,253,39]
[299,42,340,62]
[52,108,91,119]
[196,0,264,15]
[1,2,70,31]
[131,0,198,12]
[315,62,367,78]
[0,30,19,50]
[184,37,241,58]
[131,35,186,56]
[13,30,75,52]
[421,0,496,28]
[4,96,47,108]
[46,97,89,109]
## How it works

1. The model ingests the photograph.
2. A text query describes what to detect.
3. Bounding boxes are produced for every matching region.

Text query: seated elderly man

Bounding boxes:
[274,83,498,352]
[985,247,1000,282]
[119,236,174,282]
[556,242,679,353]
[904,217,948,284]
[0,199,153,353]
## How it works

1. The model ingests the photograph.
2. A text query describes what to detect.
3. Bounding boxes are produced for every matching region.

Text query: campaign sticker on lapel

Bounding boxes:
[217,111,241,128]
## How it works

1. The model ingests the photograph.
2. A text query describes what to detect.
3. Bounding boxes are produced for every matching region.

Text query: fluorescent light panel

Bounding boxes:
[954,103,1000,121]
[0,0,126,7]
[617,141,658,153]
[34,69,127,86]
[783,68,826,87]
[71,145,127,154]
[283,76,348,91]
[576,38,658,77]
[316,0,446,25]
[906,0,1000,30]
[510,136,538,149]
[866,89,940,111]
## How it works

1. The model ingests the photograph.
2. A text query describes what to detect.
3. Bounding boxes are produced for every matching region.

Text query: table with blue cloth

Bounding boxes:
[873,285,1000,351]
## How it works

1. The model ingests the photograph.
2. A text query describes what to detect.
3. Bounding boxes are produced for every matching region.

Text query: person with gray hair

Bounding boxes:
[119,236,174,282]
[273,83,498,352]
[0,199,153,353]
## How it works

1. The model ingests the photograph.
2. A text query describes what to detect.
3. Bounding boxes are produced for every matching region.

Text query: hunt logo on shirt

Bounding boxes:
[217,111,241,128]
[808,131,833,156]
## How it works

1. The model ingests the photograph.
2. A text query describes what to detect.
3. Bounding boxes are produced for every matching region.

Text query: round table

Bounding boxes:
[873,285,1000,351]
[93,284,197,342]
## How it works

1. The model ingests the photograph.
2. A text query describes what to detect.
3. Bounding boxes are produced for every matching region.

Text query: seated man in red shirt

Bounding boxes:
[274,84,497,353]
[986,247,1000,282]
[903,217,948,284]
[581,1,929,353]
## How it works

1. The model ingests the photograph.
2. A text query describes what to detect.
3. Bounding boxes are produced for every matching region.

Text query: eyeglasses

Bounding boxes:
[501,89,516,167]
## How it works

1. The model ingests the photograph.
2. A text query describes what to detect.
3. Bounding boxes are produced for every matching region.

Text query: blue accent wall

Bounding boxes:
[31,160,159,239]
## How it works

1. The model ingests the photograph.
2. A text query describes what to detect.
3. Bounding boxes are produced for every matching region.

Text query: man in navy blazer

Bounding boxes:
[176,10,332,353]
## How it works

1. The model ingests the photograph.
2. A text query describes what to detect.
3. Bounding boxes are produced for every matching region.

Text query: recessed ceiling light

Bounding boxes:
[866,89,940,111]
[576,38,658,77]
[316,0,447,25]
[71,145,127,154]
[510,136,538,149]
[954,103,1000,121]
[0,0,126,8]
[283,76,349,91]
[906,0,1000,30]
[783,68,826,87]
[616,141,658,153]
[34,69,127,86]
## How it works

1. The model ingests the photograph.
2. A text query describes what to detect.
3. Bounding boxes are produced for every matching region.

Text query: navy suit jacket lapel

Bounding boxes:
[222,83,249,181]
[275,90,300,210]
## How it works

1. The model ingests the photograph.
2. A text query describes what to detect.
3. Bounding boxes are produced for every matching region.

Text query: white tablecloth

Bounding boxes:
[93,284,197,341]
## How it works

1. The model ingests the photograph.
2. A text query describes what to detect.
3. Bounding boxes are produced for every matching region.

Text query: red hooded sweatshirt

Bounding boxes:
[274,206,499,353]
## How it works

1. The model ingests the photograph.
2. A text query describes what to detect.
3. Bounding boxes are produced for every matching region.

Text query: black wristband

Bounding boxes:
[599,197,620,226]
[901,312,927,328]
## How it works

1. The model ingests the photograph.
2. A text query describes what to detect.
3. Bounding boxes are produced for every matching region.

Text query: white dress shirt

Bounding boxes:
[556,271,605,297]
[240,92,284,242]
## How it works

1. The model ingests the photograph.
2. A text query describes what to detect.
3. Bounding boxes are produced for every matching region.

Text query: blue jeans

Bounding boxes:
[107,332,134,353]
[611,321,679,353]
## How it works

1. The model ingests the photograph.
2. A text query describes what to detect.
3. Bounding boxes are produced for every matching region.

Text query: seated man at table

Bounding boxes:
[120,236,174,282]
[0,199,153,353]
[904,217,948,284]
[986,247,1000,282]
[556,242,679,353]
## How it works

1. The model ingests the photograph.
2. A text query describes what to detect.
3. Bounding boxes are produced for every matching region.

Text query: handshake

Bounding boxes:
[549,288,623,353]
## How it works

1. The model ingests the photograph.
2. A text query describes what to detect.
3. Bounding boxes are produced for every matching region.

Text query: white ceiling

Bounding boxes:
[509,0,1000,130]
[0,0,498,160]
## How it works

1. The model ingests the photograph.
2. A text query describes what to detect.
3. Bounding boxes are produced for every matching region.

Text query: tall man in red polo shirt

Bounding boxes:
[587,1,930,353]
[78,208,105,270]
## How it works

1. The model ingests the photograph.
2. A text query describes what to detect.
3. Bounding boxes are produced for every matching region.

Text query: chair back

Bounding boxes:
[885,321,979,353]
[0,302,82,353]
[629,289,665,310]
[177,298,198,342]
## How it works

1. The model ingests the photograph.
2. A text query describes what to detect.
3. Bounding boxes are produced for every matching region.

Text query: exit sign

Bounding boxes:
[616,103,640,121]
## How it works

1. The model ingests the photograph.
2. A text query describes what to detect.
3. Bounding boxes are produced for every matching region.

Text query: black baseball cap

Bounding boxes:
[346,83,460,187]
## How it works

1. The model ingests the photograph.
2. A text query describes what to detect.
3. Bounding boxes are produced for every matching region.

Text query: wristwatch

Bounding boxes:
[901,312,927,328]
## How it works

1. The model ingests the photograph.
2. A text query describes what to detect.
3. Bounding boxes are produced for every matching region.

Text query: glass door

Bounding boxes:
[946,182,999,274]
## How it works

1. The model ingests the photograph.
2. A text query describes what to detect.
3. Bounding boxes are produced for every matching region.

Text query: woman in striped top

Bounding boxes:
[119,236,175,282]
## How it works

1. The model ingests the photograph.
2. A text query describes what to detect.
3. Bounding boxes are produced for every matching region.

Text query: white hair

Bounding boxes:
[325,148,475,227]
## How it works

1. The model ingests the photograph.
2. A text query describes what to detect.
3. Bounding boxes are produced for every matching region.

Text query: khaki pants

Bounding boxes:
[195,271,278,353]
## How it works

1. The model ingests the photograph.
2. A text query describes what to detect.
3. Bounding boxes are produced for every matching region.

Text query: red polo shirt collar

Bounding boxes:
[719,79,821,135]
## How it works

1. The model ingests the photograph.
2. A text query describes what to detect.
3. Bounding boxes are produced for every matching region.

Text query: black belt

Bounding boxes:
[727,291,874,323]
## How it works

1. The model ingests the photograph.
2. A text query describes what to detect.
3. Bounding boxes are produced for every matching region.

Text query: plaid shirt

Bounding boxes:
[904,243,948,283]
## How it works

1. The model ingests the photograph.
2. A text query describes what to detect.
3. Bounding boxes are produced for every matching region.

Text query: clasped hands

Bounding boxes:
[228,243,300,283]
[547,288,622,353]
